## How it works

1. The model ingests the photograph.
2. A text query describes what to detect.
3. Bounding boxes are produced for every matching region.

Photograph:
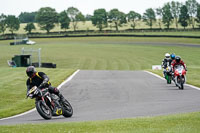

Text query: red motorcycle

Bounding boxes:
[174,65,186,90]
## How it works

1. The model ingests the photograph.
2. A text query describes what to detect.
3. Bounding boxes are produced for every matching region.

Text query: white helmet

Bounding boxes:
[165,53,170,58]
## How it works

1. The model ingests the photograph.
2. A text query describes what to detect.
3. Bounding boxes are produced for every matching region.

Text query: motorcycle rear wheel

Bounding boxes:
[36,100,52,120]
[61,99,73,117]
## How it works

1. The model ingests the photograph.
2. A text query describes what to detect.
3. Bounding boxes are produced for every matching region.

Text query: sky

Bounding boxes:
[1,0,199,16]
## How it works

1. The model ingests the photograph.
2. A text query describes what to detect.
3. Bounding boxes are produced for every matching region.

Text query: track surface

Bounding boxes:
[1,70,200,125]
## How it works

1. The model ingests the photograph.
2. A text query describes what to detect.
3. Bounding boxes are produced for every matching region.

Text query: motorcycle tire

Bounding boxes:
[36,100,52,120]
[166,75,171,84]
[167,76,172,84]
[61,99,73,117]
[178,77,184,90]
[180,83,184,90]
[169,76,172,84]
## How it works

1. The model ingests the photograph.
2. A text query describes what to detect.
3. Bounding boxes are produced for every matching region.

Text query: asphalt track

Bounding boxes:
[1,70,200,125]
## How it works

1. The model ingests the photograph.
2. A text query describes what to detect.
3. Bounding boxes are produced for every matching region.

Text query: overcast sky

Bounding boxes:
[1,0,198,16]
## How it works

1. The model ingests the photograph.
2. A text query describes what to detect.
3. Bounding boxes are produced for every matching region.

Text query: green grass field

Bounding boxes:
[0,37,200,132]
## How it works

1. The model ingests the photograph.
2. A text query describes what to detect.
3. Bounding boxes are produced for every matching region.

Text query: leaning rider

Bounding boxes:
[161,53,172,77]
[26,66,65,114]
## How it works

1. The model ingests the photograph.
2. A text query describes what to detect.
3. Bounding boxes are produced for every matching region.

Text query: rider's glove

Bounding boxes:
[39,80,48,89]
[34,88,42,97]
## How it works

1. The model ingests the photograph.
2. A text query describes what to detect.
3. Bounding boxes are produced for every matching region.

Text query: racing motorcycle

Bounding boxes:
[164,66,172,84]
[27,86,73,120]
[174,65,187,90]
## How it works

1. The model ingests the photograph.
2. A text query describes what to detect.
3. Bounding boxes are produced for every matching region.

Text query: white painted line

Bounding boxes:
[0,69,80,121]
[144,70,200,91]
[0,108,37,121]
[144,70,165,81]
[185,84,200,91]
[57,69,80,89]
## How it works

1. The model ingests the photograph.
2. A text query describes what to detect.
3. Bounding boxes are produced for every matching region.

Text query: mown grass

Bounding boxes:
[0,37,200,84]
[1,112,200,133]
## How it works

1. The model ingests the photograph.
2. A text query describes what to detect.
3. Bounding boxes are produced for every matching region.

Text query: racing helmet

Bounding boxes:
[165,53,170,59]
[26,66,36,78]
[175,56,181,63]
[170,53,176,60]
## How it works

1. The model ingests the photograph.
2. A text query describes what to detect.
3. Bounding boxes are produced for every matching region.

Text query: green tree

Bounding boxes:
[186,0,198,28]
[24,22,36,34]
[59,11,70,32]
[196,4,200,28]
[179,5,190,29]
[85,14,92,21]
[162,3,173,29]
[36,7,58,33]
[6,15,20,34]
[127,11,141,29]
[108,9,127,31]
[91,8,107,31]
[0,14,7,35]
[67,7,85,31]
[171,1,182,29]
[18,12,37,23]
[143,8,156,29]
[76,12,85,23]
[156,7,163,29]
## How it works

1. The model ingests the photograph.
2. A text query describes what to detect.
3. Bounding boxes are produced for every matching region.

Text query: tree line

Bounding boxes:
[0,0,200,34]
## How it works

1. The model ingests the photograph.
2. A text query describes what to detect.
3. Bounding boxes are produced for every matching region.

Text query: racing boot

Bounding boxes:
[52,87,65,103]
[58,93,66,103]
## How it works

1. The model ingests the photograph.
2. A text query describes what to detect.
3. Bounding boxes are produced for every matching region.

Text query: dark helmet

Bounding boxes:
[175,56,181,63]
[170,53,176,60]
[26,66,36,77]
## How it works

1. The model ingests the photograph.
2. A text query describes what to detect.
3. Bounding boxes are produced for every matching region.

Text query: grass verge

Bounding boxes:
[0,112,200,133]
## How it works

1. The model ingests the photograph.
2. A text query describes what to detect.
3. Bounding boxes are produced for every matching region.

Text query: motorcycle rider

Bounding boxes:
[170,53,176,81]
[26,66,65,115]
[171,56,187,87]
[171,56,187,72]
[170,53,176,61]
[162,53,173,77]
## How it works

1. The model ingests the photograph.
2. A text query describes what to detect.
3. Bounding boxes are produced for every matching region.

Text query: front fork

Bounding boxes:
[35,97,50,110]
[175,76,185,86]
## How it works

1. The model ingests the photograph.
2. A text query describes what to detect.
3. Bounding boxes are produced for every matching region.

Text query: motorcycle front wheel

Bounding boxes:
[36,100,52,120]
[178,77,184,90]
